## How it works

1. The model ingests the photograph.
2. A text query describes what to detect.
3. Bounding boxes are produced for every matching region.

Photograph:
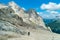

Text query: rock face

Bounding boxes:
[8,1,47,29]
[1,1,60,40]
[0,1,47,37]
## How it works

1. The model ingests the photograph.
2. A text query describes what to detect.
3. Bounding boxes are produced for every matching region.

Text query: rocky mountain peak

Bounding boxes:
[0,1,49,31]
[8,1,19,8]
[8,1,21,14]
[27,9,39,20]
[0,1,60,40]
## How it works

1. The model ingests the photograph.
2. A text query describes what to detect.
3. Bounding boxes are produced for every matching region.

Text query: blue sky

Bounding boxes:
[0,0,60,11]
[0,0,60,19]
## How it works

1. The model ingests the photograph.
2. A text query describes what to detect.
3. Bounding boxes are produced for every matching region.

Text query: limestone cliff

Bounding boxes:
[0,1,60,40]
[8,1,47,29]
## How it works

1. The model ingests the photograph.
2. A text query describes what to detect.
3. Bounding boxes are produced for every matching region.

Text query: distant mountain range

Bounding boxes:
[45,18,60,34]
[43,19,55,24]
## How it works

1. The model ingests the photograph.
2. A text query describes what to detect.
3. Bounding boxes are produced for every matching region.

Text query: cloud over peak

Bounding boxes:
[40,2,60,10]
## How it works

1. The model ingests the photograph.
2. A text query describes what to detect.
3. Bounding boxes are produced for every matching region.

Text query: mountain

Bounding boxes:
[0,1,60,40]
[8,1,47,29]
[46,19,60,34]
[43,19,55,24]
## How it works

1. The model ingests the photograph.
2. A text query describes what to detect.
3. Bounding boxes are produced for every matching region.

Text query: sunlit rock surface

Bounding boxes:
[0,1,60,40]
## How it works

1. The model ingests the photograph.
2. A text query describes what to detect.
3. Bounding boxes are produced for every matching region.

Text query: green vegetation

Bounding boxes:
[46,19,60,34]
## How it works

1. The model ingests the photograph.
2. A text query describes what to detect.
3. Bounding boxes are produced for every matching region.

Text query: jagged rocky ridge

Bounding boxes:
[0,1,47,37]
[1,1,60,40]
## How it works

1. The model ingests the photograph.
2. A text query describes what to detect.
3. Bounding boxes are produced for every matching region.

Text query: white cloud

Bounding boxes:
[37,12,40,14]
[22,7,26,10]
[50,11,58,14]
[38,2,60,19]
[41,14,53,19]
[40,2,60,10]
[37,12,52,19]
[43,15,49,18]
[37,12,43,14]
[42,14,56,19]
[37,11,59,19]
[46,10,59,14]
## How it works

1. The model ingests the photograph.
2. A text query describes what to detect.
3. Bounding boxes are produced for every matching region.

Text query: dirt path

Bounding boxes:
[8,29,60,40]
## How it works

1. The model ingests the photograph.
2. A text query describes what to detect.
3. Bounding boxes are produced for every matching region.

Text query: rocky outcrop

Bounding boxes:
[8,1,47,29]
[0,1,56,40]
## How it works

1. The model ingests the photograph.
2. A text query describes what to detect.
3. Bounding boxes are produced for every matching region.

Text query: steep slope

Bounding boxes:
[27,9,47,29]
[0,5,27,37]
[1,1,60,40]
[8,1,47,29]
[0,1,47,37]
